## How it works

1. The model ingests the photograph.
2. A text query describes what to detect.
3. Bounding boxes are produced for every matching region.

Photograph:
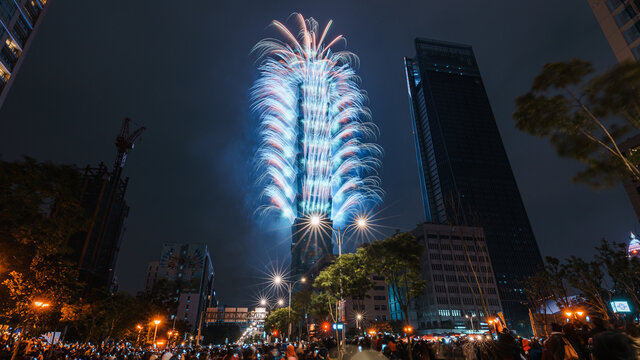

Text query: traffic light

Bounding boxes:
[272,330,278,336]
[322,322,330,332]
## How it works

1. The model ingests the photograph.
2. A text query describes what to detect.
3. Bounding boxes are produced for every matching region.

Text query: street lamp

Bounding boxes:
[152,319,161,345]
[356,314,362,330]
[272,275,307,338]
[136,325,143,345]
[465,314,476,332]
[308,215,370,360]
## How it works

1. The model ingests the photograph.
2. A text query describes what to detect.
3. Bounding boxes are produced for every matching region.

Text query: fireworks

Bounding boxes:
[252,13,382,226]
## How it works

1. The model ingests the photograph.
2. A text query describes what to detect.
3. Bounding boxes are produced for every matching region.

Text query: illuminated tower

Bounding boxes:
[252,14,381,278]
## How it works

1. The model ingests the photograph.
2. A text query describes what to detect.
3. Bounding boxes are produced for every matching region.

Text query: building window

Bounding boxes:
[607,0,623,12]
[11,15,30,47]
[373,286,385,291]
[623,22,640,44]
[633,44,640,59]
[451,310,461,317]
[615,5,636,27]
[0,0,16,25]
[372,275,385,281]
[438,309,450,316]
[373,295,386,301]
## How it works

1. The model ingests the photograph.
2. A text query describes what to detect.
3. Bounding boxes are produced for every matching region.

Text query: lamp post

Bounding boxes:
[136,325,143,345]
[308,215,369,360]
[11,301,51,360]
[272,275,307,339]
[465,314,476,332]
[356,314,362,331]
[152,319,161,346]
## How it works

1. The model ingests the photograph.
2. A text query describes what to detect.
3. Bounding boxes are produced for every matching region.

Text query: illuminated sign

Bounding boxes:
[611,301,631,313]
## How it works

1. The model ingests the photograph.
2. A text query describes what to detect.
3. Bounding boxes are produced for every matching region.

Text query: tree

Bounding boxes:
[0,157,89,359]
[314,249,374,316]
[314,249,373,357]
[292,290,312,339]
[595,239,640,307]
[362,232,426,360]
[264,307,299,338]
[513,59,640,188]
[562,256,611,320]
[542,257,572,310]
[523,269,555,337]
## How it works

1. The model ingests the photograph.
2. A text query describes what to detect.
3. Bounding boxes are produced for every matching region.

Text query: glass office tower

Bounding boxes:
[404,38,543,333]
[0,0,50,108]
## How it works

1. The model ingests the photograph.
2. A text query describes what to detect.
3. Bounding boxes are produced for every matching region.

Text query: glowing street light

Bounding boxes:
[356,218,367,228]
[33,301,50,308]
[576,311,584,317]
[310,215,321,226]
[152,319,161,345]
[356,313,362,329]
[136,324,143,344]
[277,298,284,306]
[260,298,268,307]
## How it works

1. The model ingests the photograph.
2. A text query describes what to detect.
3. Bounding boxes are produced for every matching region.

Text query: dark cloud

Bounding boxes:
[0,0,636,305]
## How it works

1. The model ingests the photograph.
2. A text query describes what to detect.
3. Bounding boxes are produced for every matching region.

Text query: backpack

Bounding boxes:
[562,337,579,360]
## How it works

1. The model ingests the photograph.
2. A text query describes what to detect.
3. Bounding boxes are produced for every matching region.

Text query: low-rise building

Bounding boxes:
[396,223,503,334]
[345,275,391,329]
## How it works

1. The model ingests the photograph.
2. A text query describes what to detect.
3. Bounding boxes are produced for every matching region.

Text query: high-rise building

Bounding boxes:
[404,38,543,334]
[587,0,640,62]
[252,15,381,280]
[145,243,216,331]
[401,223,502,334]
[0,0,51,107]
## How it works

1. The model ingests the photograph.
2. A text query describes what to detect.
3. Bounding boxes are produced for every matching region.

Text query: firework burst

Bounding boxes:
[252,13,382,227]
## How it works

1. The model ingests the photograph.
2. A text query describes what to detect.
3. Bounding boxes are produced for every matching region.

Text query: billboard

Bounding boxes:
[611,301,631,313]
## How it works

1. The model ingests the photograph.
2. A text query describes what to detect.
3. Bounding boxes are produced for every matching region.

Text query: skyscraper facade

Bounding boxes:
[0,0,50,107]
[404,38,543,333]
[145,243,216,331]
[588,0,640,62]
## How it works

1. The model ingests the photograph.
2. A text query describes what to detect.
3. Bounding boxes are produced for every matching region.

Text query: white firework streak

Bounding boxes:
[252,14,382,226]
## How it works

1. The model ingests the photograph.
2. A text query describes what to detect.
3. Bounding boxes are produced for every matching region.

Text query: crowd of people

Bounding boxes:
[2,317,640,360]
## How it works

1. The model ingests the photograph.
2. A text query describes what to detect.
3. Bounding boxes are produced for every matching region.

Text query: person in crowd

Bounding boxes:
[591,331,636,360]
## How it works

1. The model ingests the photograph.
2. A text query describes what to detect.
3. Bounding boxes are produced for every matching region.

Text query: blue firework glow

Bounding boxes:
[252,14,382,226]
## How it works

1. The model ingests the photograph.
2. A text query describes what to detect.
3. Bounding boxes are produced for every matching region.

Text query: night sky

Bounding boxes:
[0,1,637,306]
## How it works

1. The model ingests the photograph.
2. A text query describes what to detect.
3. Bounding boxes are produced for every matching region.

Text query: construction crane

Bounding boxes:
[79,118,145,291]
[113,117,146,177]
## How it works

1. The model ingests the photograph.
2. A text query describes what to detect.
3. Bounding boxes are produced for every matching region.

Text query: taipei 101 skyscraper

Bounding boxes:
[252,14,382,278]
